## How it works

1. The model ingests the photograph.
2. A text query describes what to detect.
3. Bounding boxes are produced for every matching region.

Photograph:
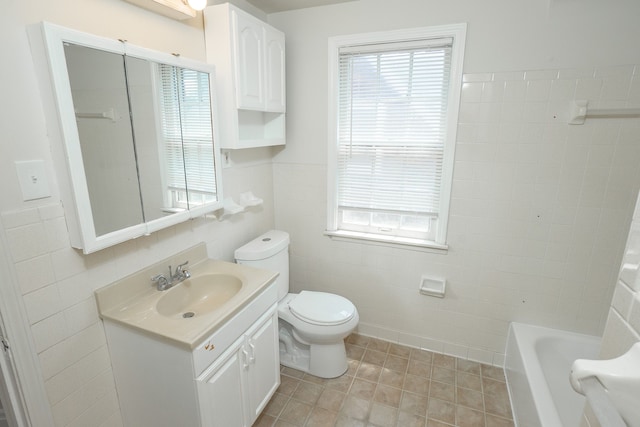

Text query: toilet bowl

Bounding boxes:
[234,230,359,378]
[278,292,359,377]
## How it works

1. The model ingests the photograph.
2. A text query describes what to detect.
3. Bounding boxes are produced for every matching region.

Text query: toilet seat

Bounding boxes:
[288,291,355,326]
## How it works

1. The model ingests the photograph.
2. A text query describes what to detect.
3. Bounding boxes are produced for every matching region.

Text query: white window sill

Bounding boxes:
[324,230,448,253]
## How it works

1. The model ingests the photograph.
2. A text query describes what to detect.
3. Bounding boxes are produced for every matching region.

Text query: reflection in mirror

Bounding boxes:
[64,43,144,236]
[64,46,221,235]
[125,55,188,223]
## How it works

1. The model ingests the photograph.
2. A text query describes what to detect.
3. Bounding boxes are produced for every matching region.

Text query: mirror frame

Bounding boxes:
[39,22,224,253]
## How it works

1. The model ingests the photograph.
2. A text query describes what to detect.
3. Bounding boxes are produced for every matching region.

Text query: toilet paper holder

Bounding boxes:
[419,276,446,298]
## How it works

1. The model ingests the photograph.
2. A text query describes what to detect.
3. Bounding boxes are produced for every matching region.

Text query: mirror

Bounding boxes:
[64,44,145,236]
[39,23,223,253]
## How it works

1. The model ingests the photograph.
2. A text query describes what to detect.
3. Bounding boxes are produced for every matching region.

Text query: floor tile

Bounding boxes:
[317,388,346,412]
[399,391,428,416]
[306,407,339,427]
[349,378,377,400]
[456,387,484,411]
[293,381,323,405]
[456,405,485,427]
[429,381,455,403]
[379,367,405,388]
[373,384,402,407]
[427,398,456,424]
[356,362,382,382]
[456,372,482,392]
[397,411,426,427]
[257,334,513,427]
[341,395,371,421]
[279,399,312,425]
[369,403,397,427]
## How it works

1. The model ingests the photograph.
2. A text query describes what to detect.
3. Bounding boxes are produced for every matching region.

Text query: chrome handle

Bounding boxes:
[175,261,190,280]
[248,340,256,365]
[242,346,250,370]
[151,274,169,290]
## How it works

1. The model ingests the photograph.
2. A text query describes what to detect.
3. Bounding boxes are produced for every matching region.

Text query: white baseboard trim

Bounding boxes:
[354,321,506,367]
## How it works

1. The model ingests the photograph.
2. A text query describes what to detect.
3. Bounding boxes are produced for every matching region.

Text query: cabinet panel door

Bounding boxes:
[246,311,280,423]
[265,27,286,113]
[198,344,247,427]
[233,11,264,110]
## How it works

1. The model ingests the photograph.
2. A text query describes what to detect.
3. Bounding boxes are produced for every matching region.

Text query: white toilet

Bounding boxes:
[235,230,359,378]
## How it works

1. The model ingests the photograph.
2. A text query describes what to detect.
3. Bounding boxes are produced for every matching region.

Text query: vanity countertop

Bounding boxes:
[95,244,278,350]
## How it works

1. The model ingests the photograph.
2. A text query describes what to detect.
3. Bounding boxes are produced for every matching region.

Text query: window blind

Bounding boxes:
[337,39,452,234]
[157,65,216,199]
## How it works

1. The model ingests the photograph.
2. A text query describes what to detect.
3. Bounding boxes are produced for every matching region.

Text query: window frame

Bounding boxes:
[326,24,466,250]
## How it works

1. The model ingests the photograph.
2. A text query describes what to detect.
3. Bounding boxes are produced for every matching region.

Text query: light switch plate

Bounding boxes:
[15,160,51,201]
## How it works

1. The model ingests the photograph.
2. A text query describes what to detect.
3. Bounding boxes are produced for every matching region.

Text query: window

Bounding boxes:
[157,64,217,209]
[327,25,466,249]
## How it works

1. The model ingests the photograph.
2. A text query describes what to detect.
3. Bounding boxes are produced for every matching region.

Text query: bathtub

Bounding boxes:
[505,323,601,427]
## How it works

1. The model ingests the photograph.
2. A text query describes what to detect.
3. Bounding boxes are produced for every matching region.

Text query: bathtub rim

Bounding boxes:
[505,322,601,427]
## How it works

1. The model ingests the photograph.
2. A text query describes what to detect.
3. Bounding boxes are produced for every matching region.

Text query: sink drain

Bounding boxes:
[182,312,195,318]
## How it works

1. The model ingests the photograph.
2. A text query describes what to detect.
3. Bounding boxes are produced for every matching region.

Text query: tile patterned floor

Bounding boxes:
[253,334,514,427]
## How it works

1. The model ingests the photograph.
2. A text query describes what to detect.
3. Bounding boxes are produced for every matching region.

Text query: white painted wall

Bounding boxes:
[1,0,276,425]
[268,0,640,364]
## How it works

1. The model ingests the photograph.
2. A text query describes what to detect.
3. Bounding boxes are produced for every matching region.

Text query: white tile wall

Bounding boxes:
[581,191,640,427]
[0,160,275,426]
[274,64,640,366]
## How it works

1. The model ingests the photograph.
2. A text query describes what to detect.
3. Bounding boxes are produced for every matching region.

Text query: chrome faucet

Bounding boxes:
[172,261,191,282]
[151,261,191,291]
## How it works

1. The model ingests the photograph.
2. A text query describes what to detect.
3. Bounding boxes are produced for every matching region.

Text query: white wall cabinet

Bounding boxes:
[103,284,279,427]
[234,11,265,111]
[204,3,286,149]
[264,26,286,112]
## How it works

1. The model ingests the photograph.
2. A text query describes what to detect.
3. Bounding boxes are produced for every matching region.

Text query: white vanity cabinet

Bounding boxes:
[197,308,279,427]
[204,3,286,148]
[103,282,280,427]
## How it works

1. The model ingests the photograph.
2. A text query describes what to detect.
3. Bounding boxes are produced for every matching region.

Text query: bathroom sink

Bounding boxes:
[95,248,278,349]
[156,274,243,318]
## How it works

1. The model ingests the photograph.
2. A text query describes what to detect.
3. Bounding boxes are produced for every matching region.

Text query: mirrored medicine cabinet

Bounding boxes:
[37,22,224,254]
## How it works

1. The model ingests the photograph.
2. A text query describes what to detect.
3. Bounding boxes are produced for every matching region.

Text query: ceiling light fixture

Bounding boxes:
[186,0,207,10]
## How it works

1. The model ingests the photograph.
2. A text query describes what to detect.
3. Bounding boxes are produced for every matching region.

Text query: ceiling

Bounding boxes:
[243,0,357,13]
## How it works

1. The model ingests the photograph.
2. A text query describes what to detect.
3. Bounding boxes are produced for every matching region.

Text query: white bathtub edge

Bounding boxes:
[505,322,601,427]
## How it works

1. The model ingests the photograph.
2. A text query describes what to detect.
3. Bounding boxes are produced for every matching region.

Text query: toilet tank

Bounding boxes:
[234,230,290,300]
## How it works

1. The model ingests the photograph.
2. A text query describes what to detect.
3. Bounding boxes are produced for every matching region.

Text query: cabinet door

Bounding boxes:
[246,310,280,424]
[264,27,286,113]
[198,338,248,427]
[233,10,264,110]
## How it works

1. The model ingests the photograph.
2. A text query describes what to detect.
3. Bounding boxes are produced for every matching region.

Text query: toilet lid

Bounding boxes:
[289,291,355,326]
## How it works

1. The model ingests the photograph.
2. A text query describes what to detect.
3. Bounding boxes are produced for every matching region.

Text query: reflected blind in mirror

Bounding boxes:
[157,64,216,202]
